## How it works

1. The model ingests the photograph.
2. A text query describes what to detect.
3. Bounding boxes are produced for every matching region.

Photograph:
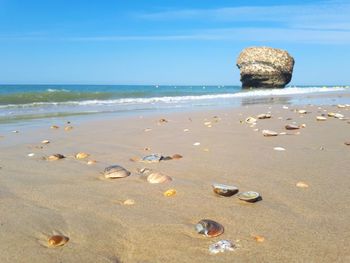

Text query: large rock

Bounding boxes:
[236,47,295,88]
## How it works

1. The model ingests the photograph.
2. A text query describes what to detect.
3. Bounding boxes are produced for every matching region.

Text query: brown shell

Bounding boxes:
[172,154,183,160]
[195,219,224,237]
[48,235,69,247]
[212,183,239,197]
[285,124,300,130]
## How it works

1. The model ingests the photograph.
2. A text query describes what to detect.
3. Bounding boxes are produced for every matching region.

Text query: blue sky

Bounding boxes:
[0,0,349,85]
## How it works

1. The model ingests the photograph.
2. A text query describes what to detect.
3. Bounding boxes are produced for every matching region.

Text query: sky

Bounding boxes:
[0,0,349,85]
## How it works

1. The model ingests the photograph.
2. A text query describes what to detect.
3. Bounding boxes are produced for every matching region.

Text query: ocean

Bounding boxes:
[0,85,349,124]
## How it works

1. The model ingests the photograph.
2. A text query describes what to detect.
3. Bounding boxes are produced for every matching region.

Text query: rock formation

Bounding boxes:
[236,47,295,88]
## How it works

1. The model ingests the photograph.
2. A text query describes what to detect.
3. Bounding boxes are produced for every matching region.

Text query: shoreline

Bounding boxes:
[1,88,350,130]
[0,102,350,262]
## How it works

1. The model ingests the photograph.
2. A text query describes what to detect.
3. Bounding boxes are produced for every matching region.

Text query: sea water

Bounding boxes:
[0,84,348,124]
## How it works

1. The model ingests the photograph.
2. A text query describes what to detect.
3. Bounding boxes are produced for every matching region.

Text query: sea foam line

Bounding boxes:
[0,86,347,109]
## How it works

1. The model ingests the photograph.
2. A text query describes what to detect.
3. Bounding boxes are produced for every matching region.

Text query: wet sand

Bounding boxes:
[0,103,350,262]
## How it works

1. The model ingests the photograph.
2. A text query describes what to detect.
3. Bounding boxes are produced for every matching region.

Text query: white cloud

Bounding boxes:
[138,0,350,31]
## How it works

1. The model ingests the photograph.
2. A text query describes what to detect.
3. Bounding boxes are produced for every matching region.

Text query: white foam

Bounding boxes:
[1,86,347,109]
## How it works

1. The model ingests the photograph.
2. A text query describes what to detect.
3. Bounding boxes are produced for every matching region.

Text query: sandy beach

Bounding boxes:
[0,103,350,262]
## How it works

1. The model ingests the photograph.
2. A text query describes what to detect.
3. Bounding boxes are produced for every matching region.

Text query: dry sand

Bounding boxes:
[0,104,350,262]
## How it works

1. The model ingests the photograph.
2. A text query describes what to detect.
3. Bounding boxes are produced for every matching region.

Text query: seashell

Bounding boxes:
[298,110,307,114]
[143,147,151,151]
[237,191,260,202]
[122,199,135,205]
[337,104,346,108]
[334,113,344,119]
[172,154,183,160]
[12,130,19,133]
[27,153,35,157]
[48,235,69,248]
[257,113,271,119]
[209,240,236,254]
[75,152,89,159]
[193,142,201,146]
[316,116,327,121]
[144,128,152,132]
[41,140,50,144]
[103,165,130,179]
[64,126,73,131]
[252,235,265,243]
[204,121,212,126]
[195,219,224,237]
[285,124,299,130]
[146,172,172,184]
[344,142,350,146]
[129,157,140,162]
[163,189,176,197]
[50,125,59,129]
[273,147,286,151]
[183,129,189,132]
[141,154,163,163]
[328,112,336,117]
[245,117,257,124]
[212,183,238,197]
[87,160,97,165]
[301,124,306,128]
[262,130,278,137]
[282,106,289,109]
[158,118,168,124]
[296,181,309,188]
[47,154,65,161]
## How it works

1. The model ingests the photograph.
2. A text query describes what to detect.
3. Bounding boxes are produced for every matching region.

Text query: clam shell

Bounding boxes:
[316,116,327,121]
[237,191,260,202]
[296,181,309,188]
[245,117,257,124]
[262,130,278,137]
[41,140,50,144]
[344,142,350,146]
[103,165,131,179]
[298,110,307,114]
[257,114,271,119]
[47,154,65,161]
[146,172,172,184]
[48,235,69,248]
[195,219,224,237]
[285,124,299,130]
[141,154,163,163]
[212,183,238,197]
[172,154,183,160]
[334,113,344,119]
[75,152,89,159]
[50,125,59,129]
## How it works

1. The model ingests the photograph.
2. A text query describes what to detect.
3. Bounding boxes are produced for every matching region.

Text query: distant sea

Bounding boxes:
[0,85,349,123]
